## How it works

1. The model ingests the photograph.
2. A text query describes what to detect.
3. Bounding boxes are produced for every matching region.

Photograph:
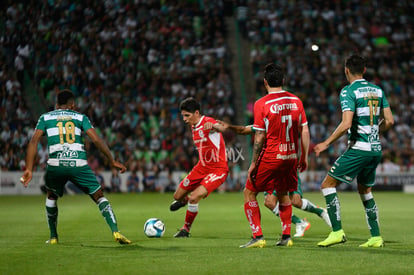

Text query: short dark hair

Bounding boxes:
[179,97,200,113]
[264,63,284,87]
[57,89,75,105]
[345,54,366,75]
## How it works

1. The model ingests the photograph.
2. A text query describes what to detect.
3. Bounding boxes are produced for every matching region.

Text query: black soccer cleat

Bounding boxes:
[174,229,190,238]
[276,237,293,247]
[170,200,187,211]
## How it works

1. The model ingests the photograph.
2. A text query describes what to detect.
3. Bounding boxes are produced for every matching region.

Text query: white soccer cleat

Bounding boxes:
[320,208,332,227]
[294,219,311,237]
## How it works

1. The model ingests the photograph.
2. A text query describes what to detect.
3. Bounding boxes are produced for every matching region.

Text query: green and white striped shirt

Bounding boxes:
[36,109,93,167]
[340,79,390,152]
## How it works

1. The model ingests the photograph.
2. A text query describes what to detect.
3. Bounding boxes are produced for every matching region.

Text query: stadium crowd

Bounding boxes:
[1,0,413,192]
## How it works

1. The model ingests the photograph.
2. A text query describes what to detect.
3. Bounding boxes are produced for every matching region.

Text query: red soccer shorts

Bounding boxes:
[246,159,298,193]
[179,163,228,195]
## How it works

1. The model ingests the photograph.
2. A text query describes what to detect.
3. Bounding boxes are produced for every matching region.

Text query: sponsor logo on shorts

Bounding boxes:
[59,160,76,167]
[344,175,352,181]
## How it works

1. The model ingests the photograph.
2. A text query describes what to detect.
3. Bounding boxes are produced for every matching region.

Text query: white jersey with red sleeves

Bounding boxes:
[253,90,308,161]
[192,116,228,169]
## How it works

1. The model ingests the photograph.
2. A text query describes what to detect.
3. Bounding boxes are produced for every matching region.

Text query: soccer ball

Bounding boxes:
[143,218,165,238]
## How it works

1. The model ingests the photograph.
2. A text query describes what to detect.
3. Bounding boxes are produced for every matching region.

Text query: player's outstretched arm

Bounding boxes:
[86,128,127,173]
[205,121,225,132]
[21,129,44,186]
[216,120,253,135]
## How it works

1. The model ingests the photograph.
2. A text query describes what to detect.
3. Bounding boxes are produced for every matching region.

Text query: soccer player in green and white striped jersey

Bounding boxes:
[314,55,394,248]
[20,89,131,245]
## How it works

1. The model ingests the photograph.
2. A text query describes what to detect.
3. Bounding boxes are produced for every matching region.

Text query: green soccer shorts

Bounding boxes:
[44,165,101,197]
[328,148,381,187]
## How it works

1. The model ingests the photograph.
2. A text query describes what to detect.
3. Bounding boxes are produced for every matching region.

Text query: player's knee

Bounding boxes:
[91,188,104,203]
[243,188,256,201]
[321,175,339,189]
[357,184,371,194]
[290,196,301,208]
[188,193,203,204]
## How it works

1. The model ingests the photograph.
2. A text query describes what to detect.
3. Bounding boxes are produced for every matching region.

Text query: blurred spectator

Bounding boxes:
[37,141,48,170]
[142,169,156,192]
[224,169,242,192]
[110,168,122,193]
[163,170,178,193]
[126,166,140,193]
[95,168,106,192]
[377,154,401,173]
[66,180,82,194]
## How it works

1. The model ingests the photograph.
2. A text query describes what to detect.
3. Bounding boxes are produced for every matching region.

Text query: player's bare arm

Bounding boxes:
[236,125,254,135]
[86,128,127,173]
[247,130,266,183]
[216,120,253,135]
[298,124,310,172]
[379,107,394,132]
[204,121,227,133]
[314,111,353,157]
[21,129,44,186]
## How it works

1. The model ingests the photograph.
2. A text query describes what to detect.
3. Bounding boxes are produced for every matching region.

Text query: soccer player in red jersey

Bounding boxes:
[170,97,229,237]
[240,63,310,248]
[215,120,332,237]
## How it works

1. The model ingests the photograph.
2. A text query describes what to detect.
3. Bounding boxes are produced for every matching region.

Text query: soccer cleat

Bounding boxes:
[170,200,187,211]
[276,237,293,246]
[294,219,311,237]
[45,237,58,245]
[239,237,266,248]
[359,236,384,248]
[320,208,332,227]
[113,231,132,244]
[317,229,347,247]
[174,229,190,238]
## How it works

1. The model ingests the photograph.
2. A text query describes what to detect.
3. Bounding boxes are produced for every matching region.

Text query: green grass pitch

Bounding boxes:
[1,192,413,274]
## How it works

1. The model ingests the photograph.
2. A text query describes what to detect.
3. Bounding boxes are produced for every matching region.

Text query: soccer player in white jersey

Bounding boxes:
[314,55,394,247]
[20,89,131,245]
[170,97,229,237]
